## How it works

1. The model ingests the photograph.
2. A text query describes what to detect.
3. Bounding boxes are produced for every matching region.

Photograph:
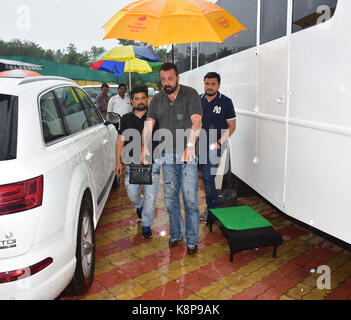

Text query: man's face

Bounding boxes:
[131,92,148,111]
[118,86,127,97]
[160,69,179,94]
[101,87,109,96]
[204,77,220,97]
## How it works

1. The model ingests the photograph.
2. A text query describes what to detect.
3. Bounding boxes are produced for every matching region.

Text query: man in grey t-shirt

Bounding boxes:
[141,63,202,255]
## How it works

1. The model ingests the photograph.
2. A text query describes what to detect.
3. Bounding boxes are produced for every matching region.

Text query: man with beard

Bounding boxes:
[199,72,236,222]
[115,85,160,239]
[141,63,203,255]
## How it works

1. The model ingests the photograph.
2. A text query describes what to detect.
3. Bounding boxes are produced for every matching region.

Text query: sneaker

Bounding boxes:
[142,226,152,239]
[168,238,182,248]
[187,245,198,255]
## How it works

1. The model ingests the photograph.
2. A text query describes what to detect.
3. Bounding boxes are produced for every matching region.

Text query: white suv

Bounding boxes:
[0,76,118,299]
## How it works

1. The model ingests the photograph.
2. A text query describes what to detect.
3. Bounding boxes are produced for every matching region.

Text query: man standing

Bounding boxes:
[115,86,160,239]
[95,83,110,119]
[199,72,236,221]
[141,63,202,255]
[107,83,132,118]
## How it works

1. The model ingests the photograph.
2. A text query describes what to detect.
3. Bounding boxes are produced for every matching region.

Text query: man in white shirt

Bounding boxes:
[107,83,132,117]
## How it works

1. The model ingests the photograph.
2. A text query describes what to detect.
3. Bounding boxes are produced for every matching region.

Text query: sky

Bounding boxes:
[0,0,217,53]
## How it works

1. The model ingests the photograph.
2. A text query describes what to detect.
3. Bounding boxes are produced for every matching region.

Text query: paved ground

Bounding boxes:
[61,174,351,300]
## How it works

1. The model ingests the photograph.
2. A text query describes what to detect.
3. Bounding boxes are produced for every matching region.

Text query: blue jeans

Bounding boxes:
[161,153,200,247]
[125,160,161,227]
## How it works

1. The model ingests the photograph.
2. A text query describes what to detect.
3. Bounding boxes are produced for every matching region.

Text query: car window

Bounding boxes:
[0,94,18,161]
[54,87,89,135]
[40,91,66,143]
[74,87,103,126]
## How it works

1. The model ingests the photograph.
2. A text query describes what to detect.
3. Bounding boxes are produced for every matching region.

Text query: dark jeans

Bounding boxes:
[199,148,223,210]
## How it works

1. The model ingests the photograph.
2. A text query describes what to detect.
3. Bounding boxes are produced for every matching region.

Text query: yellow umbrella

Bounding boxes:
[103,0,247,47]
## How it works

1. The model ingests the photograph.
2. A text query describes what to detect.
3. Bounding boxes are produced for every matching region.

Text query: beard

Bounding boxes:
[135,103,148,111]
[205,90,218,97]
[163,82,178,94]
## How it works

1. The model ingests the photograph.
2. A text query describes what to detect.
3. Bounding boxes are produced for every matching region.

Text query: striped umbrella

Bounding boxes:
[89,45,163,88]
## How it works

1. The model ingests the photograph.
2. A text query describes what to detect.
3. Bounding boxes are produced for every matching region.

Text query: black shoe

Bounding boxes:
[142,226,152,239]
[187,245,198,255]
[168,238,181,248]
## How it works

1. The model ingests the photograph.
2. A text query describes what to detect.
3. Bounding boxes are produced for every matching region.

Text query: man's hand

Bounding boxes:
[141,145,151,165]
[181,145,195,163]
[115,161,123,177]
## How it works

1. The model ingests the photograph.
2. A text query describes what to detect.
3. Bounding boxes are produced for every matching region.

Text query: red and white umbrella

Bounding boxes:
[0,69,42,78]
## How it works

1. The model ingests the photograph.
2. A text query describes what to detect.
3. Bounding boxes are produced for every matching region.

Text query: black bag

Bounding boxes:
[129,164,153,185]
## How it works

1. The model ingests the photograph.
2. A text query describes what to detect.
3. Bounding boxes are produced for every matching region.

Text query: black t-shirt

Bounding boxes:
[118,111,159,164]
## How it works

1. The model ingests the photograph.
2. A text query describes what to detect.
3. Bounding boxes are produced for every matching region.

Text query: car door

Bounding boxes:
[74,87,117,207]
[53,86,106,207]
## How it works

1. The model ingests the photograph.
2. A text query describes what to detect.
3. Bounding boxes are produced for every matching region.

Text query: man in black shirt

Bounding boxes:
[115,86,160,239]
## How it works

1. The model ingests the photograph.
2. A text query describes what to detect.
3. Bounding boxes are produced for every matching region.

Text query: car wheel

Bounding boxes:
[66,193,95,296]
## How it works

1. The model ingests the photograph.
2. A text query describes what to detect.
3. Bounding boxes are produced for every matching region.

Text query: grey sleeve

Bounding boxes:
[146,96,158,121]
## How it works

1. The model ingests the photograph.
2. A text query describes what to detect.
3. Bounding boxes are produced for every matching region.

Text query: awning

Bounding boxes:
[0,58,43,71]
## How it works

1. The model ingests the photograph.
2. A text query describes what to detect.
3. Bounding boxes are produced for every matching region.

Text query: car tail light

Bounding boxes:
[0,257,53,284]
[0,175,43,215]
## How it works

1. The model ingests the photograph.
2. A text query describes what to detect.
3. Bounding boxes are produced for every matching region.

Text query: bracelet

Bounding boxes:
[186,142,194,148]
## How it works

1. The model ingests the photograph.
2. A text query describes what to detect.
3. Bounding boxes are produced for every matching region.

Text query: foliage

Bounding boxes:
[0,39,165,67]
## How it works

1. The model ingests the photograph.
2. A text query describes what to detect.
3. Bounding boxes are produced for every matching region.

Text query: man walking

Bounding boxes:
[115,85,160,239]
[199,72,236,221]
[107,83,132,118]
[141,63,202,255]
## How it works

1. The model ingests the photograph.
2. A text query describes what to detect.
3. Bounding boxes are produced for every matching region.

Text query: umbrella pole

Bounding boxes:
[190,43,193,70]
[172,44,174,63]
[129,60,131,91]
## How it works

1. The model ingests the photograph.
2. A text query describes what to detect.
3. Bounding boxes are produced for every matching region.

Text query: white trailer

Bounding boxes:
[181,0,351,244]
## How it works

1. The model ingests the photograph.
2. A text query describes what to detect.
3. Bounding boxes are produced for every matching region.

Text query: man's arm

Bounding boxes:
[141,117,156,165]
[182,113,202,162]
[115,134,125,177]
[217,119,236,147]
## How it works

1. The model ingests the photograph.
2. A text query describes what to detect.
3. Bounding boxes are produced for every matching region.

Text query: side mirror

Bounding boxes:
[104,112,121,126]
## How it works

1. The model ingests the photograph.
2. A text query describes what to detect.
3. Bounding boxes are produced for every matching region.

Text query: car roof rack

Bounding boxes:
[18,76,76,85]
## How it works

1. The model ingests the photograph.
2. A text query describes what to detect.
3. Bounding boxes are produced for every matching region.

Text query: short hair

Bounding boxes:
[101,82,109,89]
[160,62,179,76]
[118,83,127,89]
[130,85,148,100]
[204,72,221,84]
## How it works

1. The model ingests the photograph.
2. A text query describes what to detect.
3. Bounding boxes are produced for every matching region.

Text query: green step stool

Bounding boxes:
[208,206,283,262]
